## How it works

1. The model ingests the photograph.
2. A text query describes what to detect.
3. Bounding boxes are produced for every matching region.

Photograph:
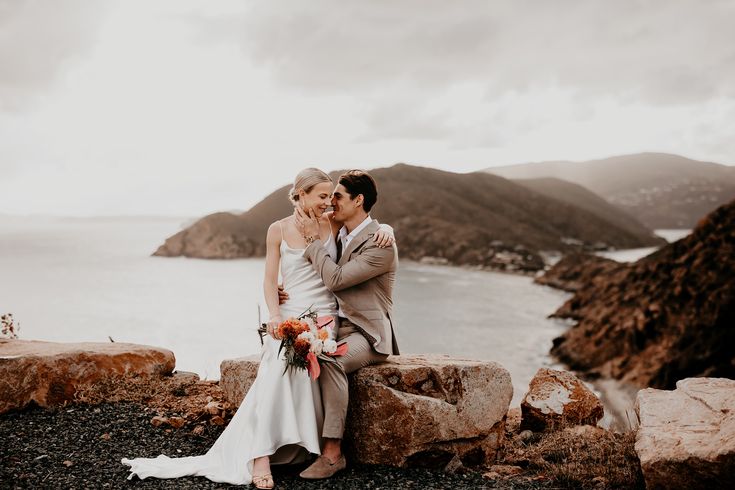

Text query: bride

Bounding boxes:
[122,168,394,488]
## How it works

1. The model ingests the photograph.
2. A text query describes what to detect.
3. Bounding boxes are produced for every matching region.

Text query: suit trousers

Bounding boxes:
[320,319,389,439]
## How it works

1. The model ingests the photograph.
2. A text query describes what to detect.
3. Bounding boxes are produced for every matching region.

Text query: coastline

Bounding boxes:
[534,228,691,430]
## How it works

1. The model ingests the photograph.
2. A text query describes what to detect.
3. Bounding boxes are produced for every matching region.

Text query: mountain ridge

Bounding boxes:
[154,164,662,271]
[485,152,735,228]
[511,177,654,240]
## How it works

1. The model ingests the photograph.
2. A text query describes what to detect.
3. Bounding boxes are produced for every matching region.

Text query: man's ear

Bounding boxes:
[355,194,364,208]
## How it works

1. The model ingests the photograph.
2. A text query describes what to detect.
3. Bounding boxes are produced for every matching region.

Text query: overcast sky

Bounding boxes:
[2,0,734,216]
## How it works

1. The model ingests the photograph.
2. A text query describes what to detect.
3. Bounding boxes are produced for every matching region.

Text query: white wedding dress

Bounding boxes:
[122,235,339,485]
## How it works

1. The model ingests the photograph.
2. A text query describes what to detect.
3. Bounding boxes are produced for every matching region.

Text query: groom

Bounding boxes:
[299,169,399,479]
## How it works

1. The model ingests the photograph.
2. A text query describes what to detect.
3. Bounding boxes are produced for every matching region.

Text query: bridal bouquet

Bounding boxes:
[276,310,348,380]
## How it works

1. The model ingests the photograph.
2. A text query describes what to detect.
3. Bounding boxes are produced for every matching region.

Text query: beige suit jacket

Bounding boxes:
[303,220,399,355]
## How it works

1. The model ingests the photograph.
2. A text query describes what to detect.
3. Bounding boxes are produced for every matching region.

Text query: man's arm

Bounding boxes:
[304,239,395,292]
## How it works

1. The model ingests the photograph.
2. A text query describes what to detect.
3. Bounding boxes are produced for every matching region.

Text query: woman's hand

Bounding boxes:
[266,317,282,340]
[374,224,396,248]
[294,206,320,242]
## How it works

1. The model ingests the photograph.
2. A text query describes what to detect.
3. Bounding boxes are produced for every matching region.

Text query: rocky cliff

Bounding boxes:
[546,199,735,388]
[534,252,622,293]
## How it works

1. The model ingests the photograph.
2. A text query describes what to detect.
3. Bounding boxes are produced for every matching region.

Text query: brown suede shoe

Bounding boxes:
[299,454,347,479]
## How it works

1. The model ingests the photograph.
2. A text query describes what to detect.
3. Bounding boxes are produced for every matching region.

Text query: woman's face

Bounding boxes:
[299,181,333,217]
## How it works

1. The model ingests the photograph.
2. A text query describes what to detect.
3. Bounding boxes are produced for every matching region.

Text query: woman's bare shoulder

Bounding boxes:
[270,216,295,228]
[266,218,289,243]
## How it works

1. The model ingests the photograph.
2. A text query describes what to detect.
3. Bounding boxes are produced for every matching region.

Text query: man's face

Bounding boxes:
[331,184,359,222]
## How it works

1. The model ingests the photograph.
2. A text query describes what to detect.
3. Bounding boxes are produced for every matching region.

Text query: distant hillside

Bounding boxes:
[486,153,735,228]
[546,198,735,389]
[512,177,658,243]
[152,185,294,259]
[154,164,663,271]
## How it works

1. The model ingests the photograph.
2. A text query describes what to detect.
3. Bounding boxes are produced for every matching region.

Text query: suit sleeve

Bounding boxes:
[303,239,395,292]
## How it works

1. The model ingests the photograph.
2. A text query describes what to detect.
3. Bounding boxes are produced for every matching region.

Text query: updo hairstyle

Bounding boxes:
[288,168,332,206]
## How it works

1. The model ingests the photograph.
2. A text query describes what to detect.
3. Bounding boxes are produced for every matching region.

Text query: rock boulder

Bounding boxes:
[220,354,513,468]
[0,339,175,414]
[635,377,735,489]
[219,355,261,406]
[520,368,603,431]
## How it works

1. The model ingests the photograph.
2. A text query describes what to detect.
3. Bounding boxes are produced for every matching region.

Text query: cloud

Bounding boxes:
[180,1,735,145]
[0,0,107,110]
[2,1,734,216]
[191,1,734,101]
[354,88,455,143]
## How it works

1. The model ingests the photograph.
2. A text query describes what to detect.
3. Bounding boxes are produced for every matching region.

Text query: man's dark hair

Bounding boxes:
[338,170,378,212]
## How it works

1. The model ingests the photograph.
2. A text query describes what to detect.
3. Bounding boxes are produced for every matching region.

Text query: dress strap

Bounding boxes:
[277,220,284,243]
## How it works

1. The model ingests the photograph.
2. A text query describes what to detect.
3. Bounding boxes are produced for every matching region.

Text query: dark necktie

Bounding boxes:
[336,237,343,262]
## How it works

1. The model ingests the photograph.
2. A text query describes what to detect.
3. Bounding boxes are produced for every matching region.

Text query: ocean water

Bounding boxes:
[596,228,691,262]
[2,216,680,406]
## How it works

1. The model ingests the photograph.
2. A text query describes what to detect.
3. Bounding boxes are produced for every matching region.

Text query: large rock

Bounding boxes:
[0,339,175,414]
[635,377,735,489]
[520,368,603,431]
[219,355,261,406]
[220,354,513,468]
[345,355,513,467]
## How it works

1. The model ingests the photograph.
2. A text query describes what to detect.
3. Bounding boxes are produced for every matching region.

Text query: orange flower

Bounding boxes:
[278,318,309,340]
[294,337,311,357]
[317,327,330,341]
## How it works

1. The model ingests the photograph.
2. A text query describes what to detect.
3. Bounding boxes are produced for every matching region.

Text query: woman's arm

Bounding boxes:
[263,221,283,338]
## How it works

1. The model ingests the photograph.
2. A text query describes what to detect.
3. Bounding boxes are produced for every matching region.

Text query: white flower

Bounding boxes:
[304,317,316,332]
[298,331,315,342]
[309,339,324,355]
[323,339,338,354]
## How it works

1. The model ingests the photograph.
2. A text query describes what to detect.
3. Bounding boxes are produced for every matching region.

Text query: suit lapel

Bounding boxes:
[338,220,379,266]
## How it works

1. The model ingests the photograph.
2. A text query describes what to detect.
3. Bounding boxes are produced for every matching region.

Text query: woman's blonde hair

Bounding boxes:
[288,168,332,205]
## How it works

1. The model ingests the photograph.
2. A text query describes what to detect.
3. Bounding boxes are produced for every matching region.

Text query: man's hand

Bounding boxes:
[278,284,289,305]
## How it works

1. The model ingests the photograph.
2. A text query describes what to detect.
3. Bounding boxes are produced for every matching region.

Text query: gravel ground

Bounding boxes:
[0,402,552,489]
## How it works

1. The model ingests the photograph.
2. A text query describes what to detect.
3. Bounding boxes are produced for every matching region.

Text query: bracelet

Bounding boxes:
[304,235,317,245]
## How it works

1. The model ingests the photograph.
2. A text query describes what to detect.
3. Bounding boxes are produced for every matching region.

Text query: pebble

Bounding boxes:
[519,430,534,442]
[0,402,551,489]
